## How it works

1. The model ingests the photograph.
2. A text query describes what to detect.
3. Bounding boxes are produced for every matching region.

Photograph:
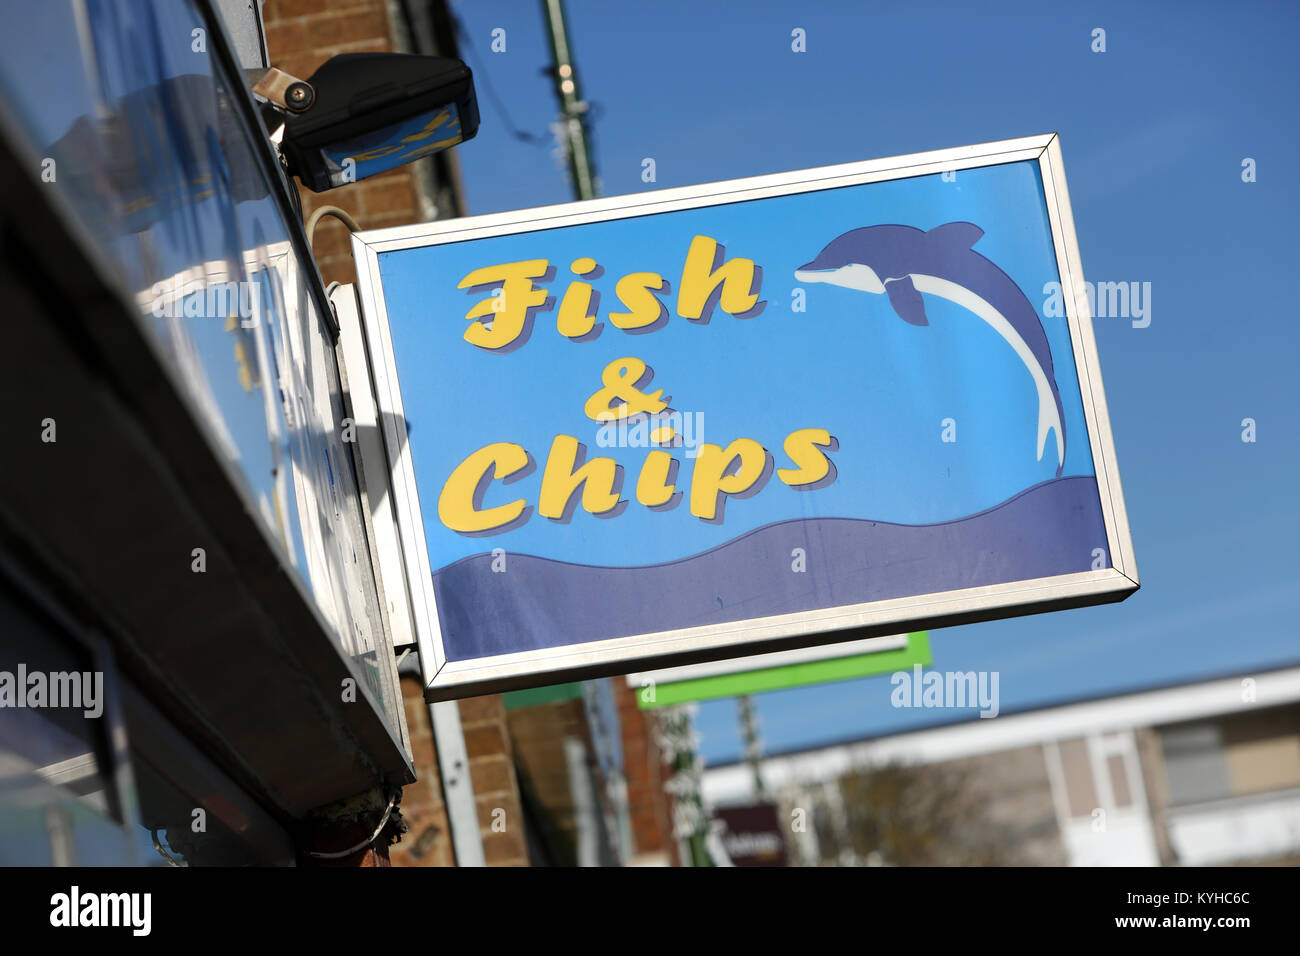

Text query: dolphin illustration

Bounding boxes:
[795,222,1066,476]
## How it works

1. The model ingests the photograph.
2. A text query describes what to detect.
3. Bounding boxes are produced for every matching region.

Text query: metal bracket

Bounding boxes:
[249,67,315,113]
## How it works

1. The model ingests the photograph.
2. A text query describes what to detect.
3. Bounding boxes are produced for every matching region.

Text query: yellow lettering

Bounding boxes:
[538,435,622,519]
[438,443,530,534]
[690,439,768,520]
[458,259,550,350]
[609,272,667,331]
[557,258,600,338]
[349,143,403,162]
[557,279,598,337]
[776,428,836,487]
[400,109,451,143]
[677,236,760,321]
[636,450,679,508]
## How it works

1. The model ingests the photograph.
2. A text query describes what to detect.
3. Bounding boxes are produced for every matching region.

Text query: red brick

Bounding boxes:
[462,723,505,759]
[476,797,522,832]
[306,8,389,48]
[360,176,418,217]
[467,756,513,796]
[481,830,527,865]
[266,0,329,19]
[458,694,504,724]
[264,19,308,56]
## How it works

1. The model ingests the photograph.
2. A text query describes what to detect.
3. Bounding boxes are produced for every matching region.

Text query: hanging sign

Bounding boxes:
[351,134,1138,699]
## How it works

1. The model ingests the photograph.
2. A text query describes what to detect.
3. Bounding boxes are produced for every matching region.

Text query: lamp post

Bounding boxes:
[540,0,598,201]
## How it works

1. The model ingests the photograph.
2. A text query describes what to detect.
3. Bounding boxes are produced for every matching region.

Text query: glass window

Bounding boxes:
[0,0,403,737]
[0,558,134,865]
[1159,722,1231,806]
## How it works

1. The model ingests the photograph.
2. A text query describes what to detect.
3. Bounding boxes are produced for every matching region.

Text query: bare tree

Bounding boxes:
[812,761,1032,866]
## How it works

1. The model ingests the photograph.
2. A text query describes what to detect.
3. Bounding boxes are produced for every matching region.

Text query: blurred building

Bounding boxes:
[704,666,1300,866]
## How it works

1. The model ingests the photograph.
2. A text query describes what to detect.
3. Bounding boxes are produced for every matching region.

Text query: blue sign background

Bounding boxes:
[375,160,1107,660]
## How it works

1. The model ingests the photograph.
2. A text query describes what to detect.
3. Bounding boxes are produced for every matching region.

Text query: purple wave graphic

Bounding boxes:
[433,476,1108,661]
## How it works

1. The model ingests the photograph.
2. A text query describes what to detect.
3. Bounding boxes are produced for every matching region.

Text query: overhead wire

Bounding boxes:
[450,14,550,146]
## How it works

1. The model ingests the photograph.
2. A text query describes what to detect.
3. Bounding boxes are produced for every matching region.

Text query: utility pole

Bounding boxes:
[659,704,713,867]
[738,694,770,802]
[540,0,597,201]
[540,1,634,864]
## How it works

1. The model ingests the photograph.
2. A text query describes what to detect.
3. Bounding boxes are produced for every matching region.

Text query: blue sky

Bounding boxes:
[448,0,1299,761]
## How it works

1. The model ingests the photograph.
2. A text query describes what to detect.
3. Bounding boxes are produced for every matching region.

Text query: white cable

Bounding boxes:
[304,792,398,860]
[305,205,361,246]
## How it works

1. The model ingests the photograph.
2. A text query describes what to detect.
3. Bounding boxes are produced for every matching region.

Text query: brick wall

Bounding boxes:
[389,677,530,867]
[507,698,599,865]
[263,0,525,866]
[614,680,676,864]
[460,693,530,866]
[388,674,456,867]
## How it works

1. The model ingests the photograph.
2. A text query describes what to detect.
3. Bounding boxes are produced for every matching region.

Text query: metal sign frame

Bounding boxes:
[350,133,1138,701]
